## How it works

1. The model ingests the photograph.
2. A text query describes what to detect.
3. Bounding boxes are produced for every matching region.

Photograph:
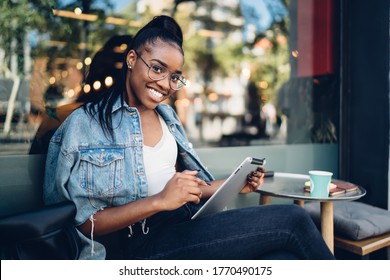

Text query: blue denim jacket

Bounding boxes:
[43,97,214,259]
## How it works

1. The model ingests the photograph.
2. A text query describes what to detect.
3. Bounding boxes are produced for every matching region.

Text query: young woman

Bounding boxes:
[43,15,334,260]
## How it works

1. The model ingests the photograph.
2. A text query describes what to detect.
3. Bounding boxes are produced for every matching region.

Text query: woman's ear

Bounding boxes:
[126,50,136,69]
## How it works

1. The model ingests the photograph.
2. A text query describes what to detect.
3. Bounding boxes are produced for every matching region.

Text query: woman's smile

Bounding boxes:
[148,87,165,102]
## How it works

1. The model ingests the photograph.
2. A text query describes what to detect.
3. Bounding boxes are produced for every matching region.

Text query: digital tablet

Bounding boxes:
[191,157,266,219]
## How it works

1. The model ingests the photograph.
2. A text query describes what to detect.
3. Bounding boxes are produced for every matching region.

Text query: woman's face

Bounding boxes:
[125,40,184,110]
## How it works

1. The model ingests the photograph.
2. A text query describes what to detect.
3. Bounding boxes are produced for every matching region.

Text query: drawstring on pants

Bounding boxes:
[89,214,96,256]
[141,219,149,234]
[128,224,134,237]
[128,219,149,238]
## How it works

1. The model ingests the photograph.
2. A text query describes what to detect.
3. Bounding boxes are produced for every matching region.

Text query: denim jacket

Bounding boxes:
[43,97,214,259]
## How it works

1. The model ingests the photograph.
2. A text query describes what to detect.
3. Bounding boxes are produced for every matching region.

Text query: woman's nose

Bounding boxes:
[156,75,171,90]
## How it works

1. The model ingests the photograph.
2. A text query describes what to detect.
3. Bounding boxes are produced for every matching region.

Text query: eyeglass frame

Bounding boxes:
[133,50,186,90]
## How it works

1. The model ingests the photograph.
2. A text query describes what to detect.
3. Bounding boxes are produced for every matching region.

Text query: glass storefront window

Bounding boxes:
[0,0,339,155]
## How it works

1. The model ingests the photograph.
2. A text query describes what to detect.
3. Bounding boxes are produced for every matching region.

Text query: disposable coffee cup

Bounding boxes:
[309,170,333,198]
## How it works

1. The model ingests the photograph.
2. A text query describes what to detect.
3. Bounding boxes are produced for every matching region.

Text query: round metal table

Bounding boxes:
[256,172,366,253]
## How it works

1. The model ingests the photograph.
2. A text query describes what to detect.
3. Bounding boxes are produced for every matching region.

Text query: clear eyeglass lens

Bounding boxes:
[148,65,168,80]
[173,78,186,90]
[170,79,185,90]
[148,64,185,90]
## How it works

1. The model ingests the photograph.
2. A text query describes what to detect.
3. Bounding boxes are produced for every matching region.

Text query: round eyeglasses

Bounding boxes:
[134,50,186,90]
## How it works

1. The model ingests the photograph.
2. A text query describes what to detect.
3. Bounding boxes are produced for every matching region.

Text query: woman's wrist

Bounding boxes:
[148,193,170,212]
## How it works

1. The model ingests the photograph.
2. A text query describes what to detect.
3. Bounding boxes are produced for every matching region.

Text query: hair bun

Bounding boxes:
[145,15,183,44]
[130,15,184,53]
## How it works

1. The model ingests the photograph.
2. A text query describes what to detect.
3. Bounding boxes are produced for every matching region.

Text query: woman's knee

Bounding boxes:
[286,204,310,218]
[282,204,314,225]
[262,203,309,218]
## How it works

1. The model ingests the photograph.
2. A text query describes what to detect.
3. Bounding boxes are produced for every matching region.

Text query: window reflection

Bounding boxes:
[0,0,339,155]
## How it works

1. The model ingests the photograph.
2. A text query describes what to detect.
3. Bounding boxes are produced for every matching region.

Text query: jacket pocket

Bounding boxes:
[80,148,124,207]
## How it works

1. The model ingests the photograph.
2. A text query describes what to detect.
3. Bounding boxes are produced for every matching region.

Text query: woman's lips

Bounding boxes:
[148,88,164,101]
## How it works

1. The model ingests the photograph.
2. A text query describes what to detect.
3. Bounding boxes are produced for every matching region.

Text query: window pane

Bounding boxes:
[0,0,339,155]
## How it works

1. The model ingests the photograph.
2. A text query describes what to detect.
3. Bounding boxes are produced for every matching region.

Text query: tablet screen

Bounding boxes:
[191,157,265,219]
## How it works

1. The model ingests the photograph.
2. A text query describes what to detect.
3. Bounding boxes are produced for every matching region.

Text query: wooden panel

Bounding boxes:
[335,232,390,256]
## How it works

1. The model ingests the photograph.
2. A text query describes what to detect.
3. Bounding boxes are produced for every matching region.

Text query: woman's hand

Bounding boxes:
[240,166,265,194]
[154,170,207,211]
[79,170,207,236]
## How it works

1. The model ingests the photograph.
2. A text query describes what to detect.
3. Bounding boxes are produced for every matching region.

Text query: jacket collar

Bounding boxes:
[111,96,181,126]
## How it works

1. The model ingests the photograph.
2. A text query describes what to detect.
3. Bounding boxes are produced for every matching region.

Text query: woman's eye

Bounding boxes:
[171,74,180,82]
[151,64,163,74]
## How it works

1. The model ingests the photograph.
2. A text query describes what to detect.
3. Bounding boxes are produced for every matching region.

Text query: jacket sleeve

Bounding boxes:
[43,123,72,206]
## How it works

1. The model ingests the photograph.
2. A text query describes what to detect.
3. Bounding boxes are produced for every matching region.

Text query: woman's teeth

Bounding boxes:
[149,88,163,98]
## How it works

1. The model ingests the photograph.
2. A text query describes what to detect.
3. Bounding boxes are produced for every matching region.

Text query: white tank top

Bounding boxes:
[143,114,177,196]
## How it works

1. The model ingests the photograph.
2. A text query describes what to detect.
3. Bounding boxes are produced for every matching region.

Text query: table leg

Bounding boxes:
[320,201,334,254]
[259,194,272,205]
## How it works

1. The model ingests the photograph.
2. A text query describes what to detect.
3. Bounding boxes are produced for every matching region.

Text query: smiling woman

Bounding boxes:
[1,1,389,264]
[42,15,334,261]
[133,49,187,91]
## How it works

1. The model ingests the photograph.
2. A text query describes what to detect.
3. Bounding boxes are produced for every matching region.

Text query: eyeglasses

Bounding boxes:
[134,50,186,90]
